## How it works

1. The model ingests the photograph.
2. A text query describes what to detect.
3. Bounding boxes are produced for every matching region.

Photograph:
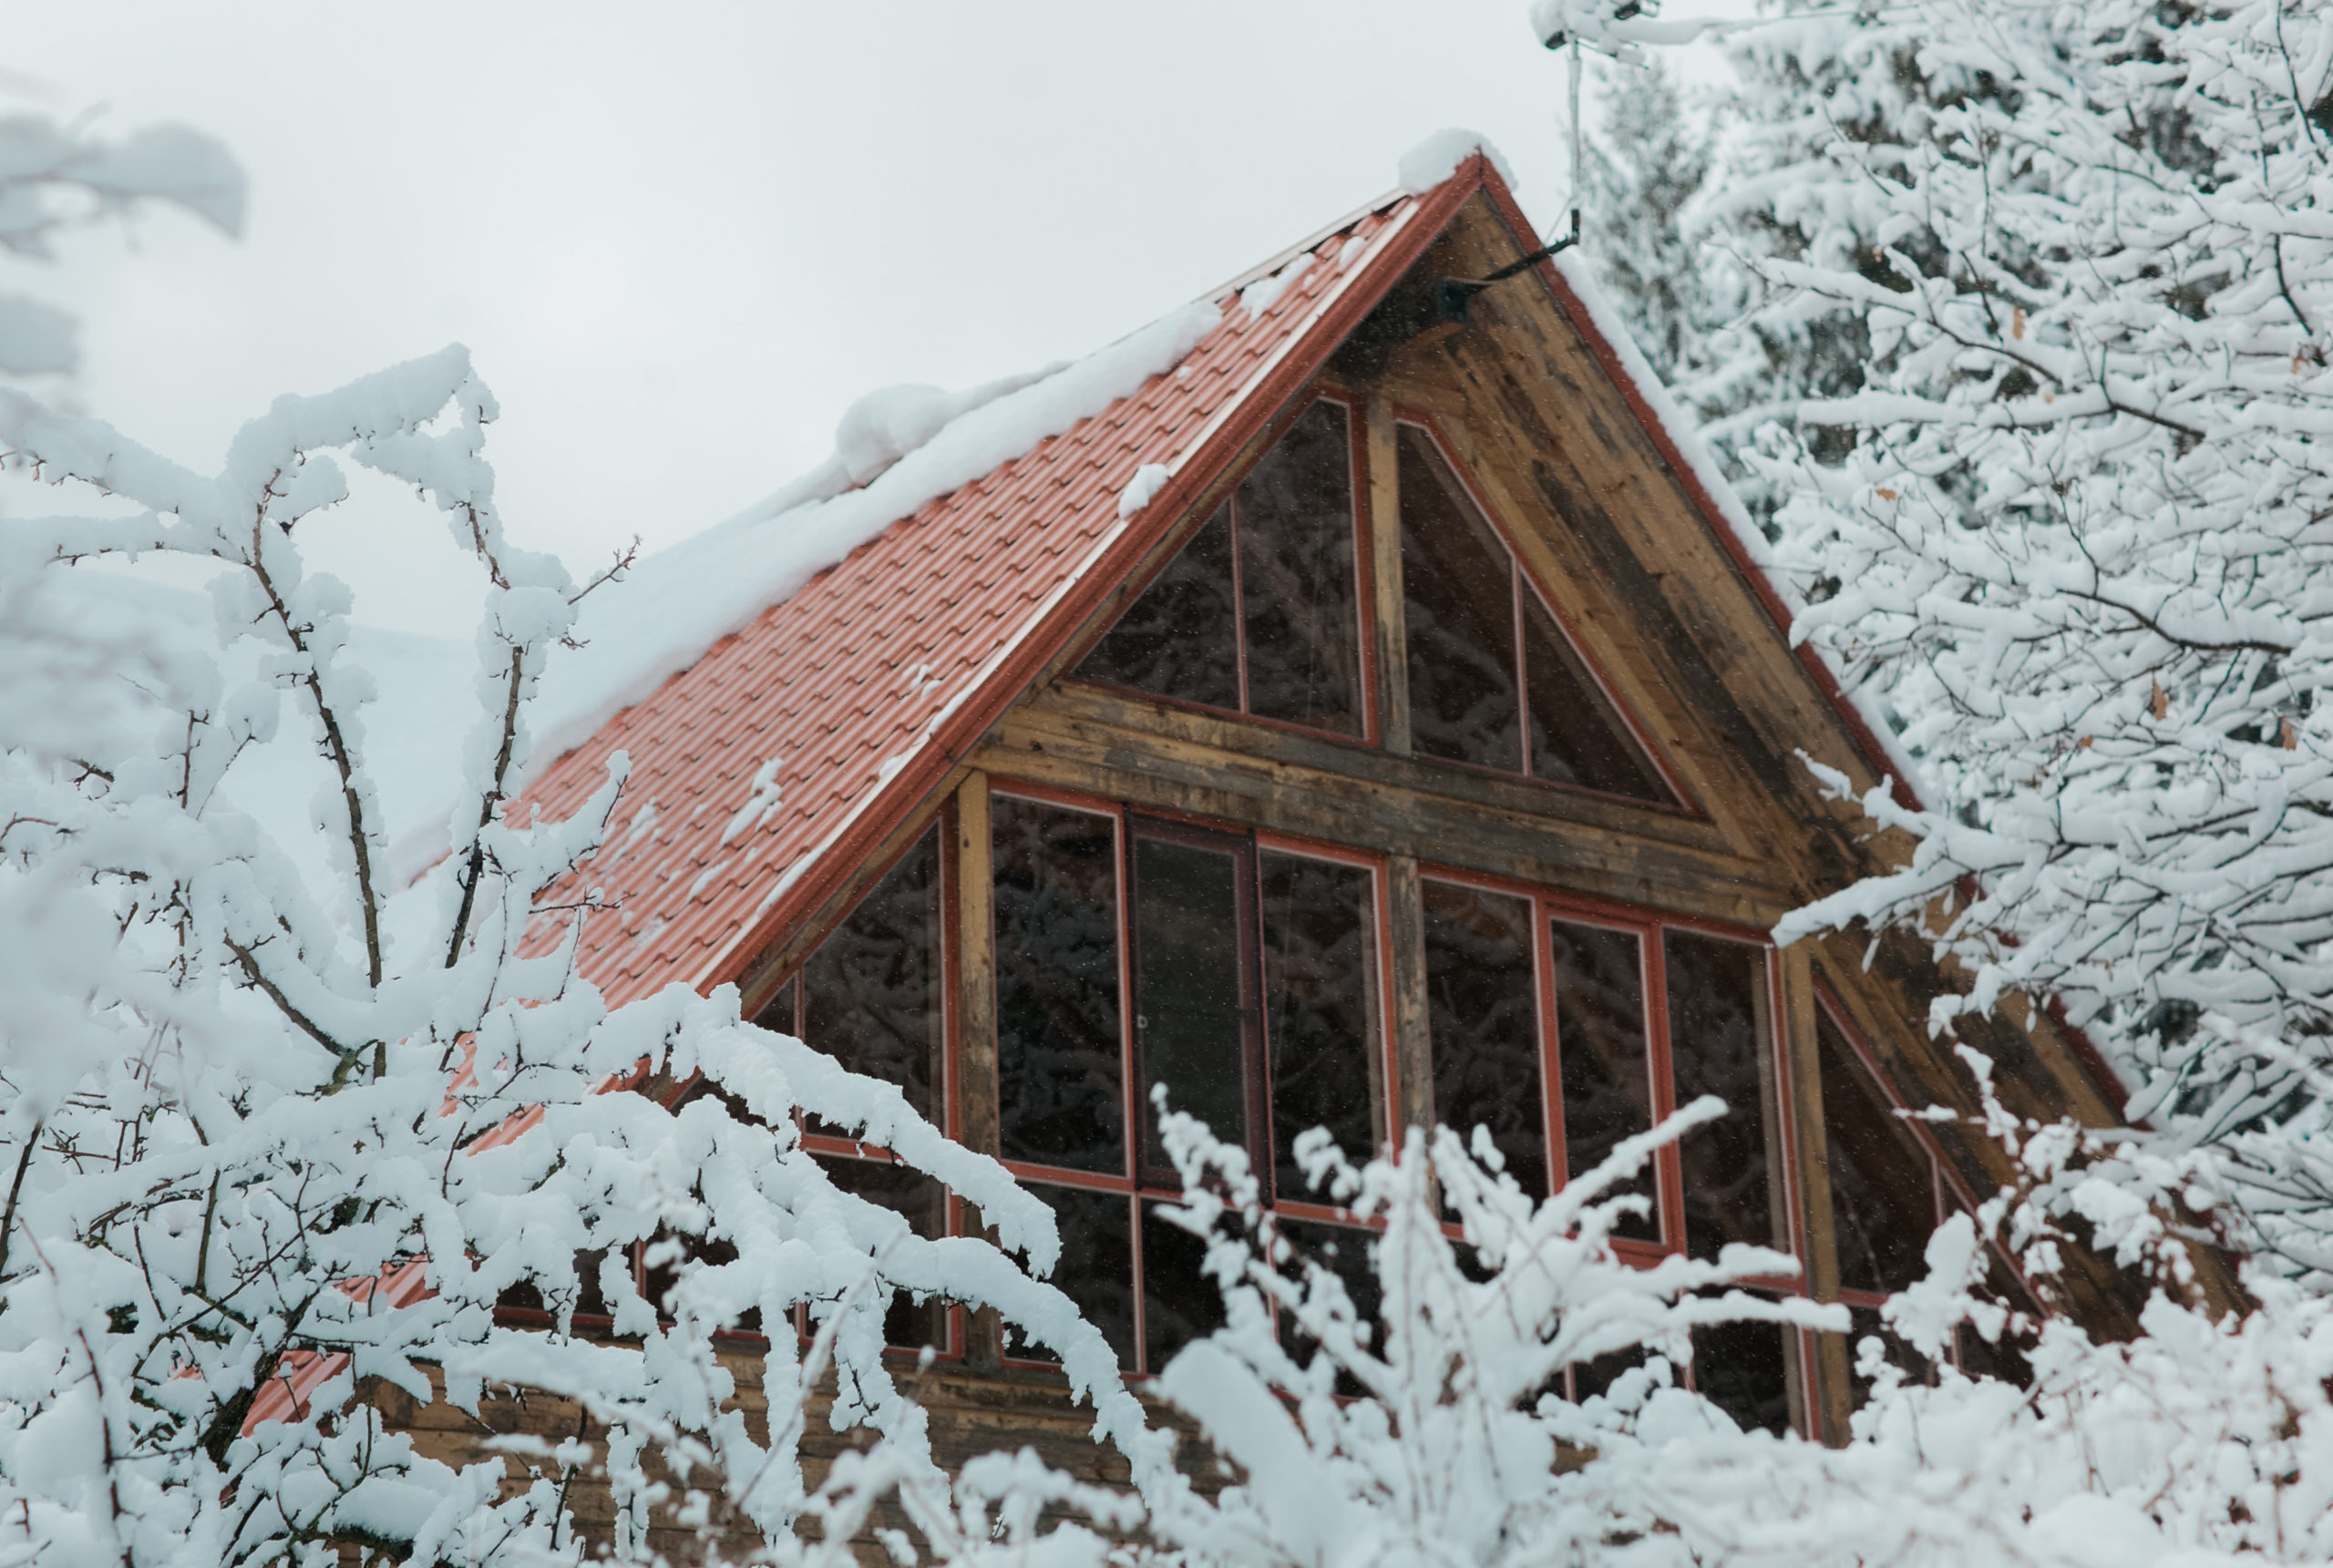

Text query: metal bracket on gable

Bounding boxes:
[1434,211,1582,325]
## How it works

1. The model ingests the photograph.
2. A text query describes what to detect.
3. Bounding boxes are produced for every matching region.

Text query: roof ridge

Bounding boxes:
[1198,188,1409,304]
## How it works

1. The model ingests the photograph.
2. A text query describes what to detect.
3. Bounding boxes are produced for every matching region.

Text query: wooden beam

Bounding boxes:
[1364,392,1412,758]
[952,772,1004,1370]
[976,689,1789,928]
[1385,855,1433,1143]
[1779,942,1854,1444]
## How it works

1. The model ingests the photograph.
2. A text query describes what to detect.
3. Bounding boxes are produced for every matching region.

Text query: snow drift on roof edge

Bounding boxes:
[518,298,1221,789]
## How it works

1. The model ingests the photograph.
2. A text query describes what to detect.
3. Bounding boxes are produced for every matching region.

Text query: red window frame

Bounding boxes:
[988,779,1399,1374]
[1415,863,1801,1276]
[1814,985,2040,1376]
[1074,389,1381,747]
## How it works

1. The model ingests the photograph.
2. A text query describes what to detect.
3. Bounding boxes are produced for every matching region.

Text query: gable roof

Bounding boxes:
[518,154,1906,1013]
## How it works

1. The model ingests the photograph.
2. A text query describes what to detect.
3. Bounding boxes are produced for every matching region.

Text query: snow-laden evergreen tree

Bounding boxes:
[1577,59,1721,384]
[1631,0,2333,1284]
[0,116,1155,1566]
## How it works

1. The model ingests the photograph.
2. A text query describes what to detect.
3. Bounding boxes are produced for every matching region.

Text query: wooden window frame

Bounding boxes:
[1391,411,1696,814]
[988,779,1397,1373]
[1074,389,1380,747]
[1811,983,2040,1374]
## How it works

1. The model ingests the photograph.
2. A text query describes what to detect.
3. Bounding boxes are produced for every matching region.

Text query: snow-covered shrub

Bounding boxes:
[1134,1094,1844,1566]
[1117,1080,2333,1567]
[0,119,1152,1567]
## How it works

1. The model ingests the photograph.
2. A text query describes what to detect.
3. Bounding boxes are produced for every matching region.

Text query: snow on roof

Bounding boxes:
[520,302,1221,781]
[511,138,1913,1011]
[515,187,1434,1008]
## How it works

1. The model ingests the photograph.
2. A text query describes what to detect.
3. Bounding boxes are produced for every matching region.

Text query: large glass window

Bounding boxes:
[1397,425,1674,803]
[992,791,1385,1374]
[1550,918,1658,1241]
[1078,399,1364,736]
[1817,999,2035,1401]
[993,798,1125,1174]
[1668,932,1787,1261]
[1423,881,1547,1198]
[1413,878,1798,1432]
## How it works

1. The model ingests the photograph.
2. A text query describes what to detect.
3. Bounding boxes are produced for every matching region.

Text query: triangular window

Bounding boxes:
[1398,425,1673,803]
[1077,398,1362,736]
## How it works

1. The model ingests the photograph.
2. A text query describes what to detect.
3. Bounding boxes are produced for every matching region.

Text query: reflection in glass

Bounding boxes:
[1143,1200,1226,1371]
[1401,427,1523,772]
[1845,1301,1935,1410]
[1523,589,1670,802]
[1818,1009,1938,1296]
[1666,933,1783,1261]
[1274,1216,1381,1396]
[993,797,1125,1174]
[1423,880,1547,1197]
[1133,835,1249,1173]
[1011,1184,1135,1369]
[1241,401,1362,733]
[798,828,945,1133]
[817,1153,950,1352]
[1691,1314,1793,1435]
[1076,502,1240,709]
[1261,854,1380,1200]
[1550,919,1657,1241]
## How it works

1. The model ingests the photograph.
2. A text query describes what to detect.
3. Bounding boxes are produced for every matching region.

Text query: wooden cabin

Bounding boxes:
[410,154,2221,1517]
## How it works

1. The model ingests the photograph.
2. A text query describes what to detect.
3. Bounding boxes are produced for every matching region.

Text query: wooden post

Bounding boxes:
[953,772,1004,1369]
[1366,393,1413,758]
[1385,855,1434,1145]
[1781,942,1852,1442]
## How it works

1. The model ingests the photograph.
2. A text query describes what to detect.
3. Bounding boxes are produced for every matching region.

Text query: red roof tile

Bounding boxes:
[517,179,1462,1008]
[515,153,1910,1015]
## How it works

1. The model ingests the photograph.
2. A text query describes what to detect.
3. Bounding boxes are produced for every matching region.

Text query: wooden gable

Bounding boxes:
[519,159,2235,1458]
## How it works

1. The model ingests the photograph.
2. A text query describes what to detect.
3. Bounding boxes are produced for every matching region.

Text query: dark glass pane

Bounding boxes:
[1691,1315,1793,1435]
[1550,919,1657,1242]
[1523,589,1671,802]
[1666,934,1784,1262]
[751,974,799,1035]
[1275,1216,1382,1396]
[1240,401,1362,734]
[1133,835,1250,1172]
[1422,881,1547,1198]
[1845,1302,1936,1410]
[818,1154,949,1353]
[1260,853,1380,1201]
[801,829,944,1131]
[1400,427,1522,772]
[1077,502,1239,710]
[1957,1252,2035,1389]
[1009,1184,1135,1369]
[993,797,1125,1174]
[1142,1201,1226,1372]
[1571,1345,1648,1405]
[1818,1009,1938,1295]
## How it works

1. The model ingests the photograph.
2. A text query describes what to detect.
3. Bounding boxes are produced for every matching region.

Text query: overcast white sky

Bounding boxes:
[10,1,1748,638]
